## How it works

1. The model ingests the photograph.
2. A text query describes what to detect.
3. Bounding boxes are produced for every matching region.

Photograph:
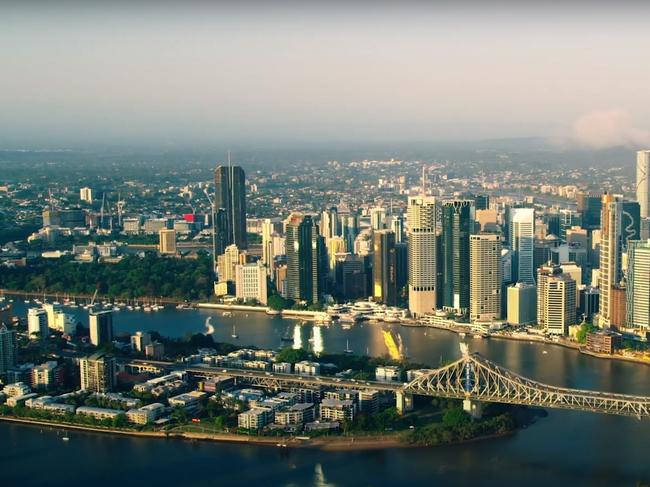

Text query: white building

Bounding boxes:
[27,308,48,340]
[375,365,401,382]
[294,361,321,376]
[130,331,152,352]
[627,239,650,329]
[407,196,438,317]
[319,398,355,421]
[238,408,270,430]
[80,187,93,203]
[509,208,535,285]
[235,261,268,305]
[126,403,165,425]
[507,283,537,325]
[638,150,650,219]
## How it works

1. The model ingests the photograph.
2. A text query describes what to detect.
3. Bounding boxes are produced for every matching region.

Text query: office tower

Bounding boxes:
[285,214,320,304]
[509,207,535,285]
[43,303,62,329]
[579,287,600,321]
[335,254,367,299]
[320,207,340,240]
[341,214,359,252]
[235,261,268,305]
[327,236,346,278]
[218,244,240,283]
[131,331,152,352]
[407,196,437,317]
[470,234,503,321]
[558,209,581,240]
[389,215,405,243]
[158,228,177,254]
[506,283,537,325]
[262,218,275,276]
[621,201,641,246]
[27,308,48,340]
[372,230,397,306]
[89,310,114,347]
[79,187,93,203]
[560,262,582,304]
[80,352,115,393]
[474,194,489,211]
[627,239,650,329]
[534,235,561,271]
[637,150,650,218]
[441,200,474,313]
[395,242,408,291]
[214,164,247,250]
[0,324,16,380]
[370,207,386,231]
[537,264,577,335]
[598,194,622,327]
[576,192,602,229]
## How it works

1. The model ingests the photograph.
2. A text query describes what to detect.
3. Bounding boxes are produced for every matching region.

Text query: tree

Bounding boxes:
[268,294,293,311]
[442,408,470,428]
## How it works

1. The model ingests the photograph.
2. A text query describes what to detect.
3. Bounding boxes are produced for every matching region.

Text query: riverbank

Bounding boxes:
[0,289,186,306]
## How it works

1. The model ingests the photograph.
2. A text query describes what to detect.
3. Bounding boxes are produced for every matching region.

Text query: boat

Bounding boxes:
[266,309,280,316]
[542,350,548,354]
[231,325,239,339]
[223,311,233,317]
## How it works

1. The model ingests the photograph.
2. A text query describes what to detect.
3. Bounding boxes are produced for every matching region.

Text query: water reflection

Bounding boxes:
[292,324,302,350]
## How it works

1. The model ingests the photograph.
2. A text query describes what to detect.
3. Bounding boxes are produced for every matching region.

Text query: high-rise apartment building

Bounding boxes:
[626,239,650,329]
[372,230,397,306]
[218,244,241,284]
[158,228,177,254]
[470,234,502,321]
[341,214,359,253]
[537,264,577,336]
[79,187,93,203]
[407,196,437,317]
[214,164,247,250]
[370,207,386,231]
[441,200,474,313]
[0,324,17,380]
[637,150,650,219]
[285,214,321,304]
[80,352,115,393]
[27,308,48,340]
[598,194,622,327]
[89,310,114,347]
[509,207,535,285]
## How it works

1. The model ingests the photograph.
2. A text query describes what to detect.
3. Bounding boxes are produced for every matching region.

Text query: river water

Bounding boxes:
[2,298,650,486]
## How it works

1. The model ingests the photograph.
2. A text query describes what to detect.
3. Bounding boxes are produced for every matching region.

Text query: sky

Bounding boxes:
[1,1,650,148]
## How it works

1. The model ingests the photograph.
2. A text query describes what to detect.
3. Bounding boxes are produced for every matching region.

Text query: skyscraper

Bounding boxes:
[637,150,650,219]
[285,214,320,304]
[261,218,275,276]
[509,207,535,285]
[320,207,340,240]
[407,196,437,317]
[158,228,177,254]
[441,200,474,313]
[0,324,16,381]
[89,310,114,347]
[470,234,503,321]
[27,308,48,341]
[621,201,641,246]
[372,230,397,306]
[598,194,622,327]
[626,239,650,329]
[214,164,247,250]
[341,214,359,253]
[537,264,577,336]
[370,207,386,231]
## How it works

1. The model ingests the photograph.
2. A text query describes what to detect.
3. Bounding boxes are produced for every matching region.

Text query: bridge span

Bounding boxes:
[186,349,650,419]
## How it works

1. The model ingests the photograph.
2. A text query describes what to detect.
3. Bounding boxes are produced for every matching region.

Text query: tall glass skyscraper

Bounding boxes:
[372,229,397,306]
[285,213,320,304]
[509,207,535,285]
[214,164,247,250]
[626,239,650,329]
[598,194,622,327]
[441,200,474,314]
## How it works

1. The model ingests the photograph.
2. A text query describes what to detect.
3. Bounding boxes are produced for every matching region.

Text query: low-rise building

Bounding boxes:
[7,393,38,407]
[31,361,63,389]
[586,330,622,355]
[273,362,292,374]
[3,382,31,398]
[319,398,355,422]
[274,402,315,426]
[238,408,270,430]
[76,406,124,421]
[295,361,321,376]
[375,365,401,382]
[126,403,166,425]
[358,390,380,414]
[168,391,207,412]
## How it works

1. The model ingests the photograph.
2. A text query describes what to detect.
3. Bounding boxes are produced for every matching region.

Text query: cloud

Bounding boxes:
[572,109,650,149]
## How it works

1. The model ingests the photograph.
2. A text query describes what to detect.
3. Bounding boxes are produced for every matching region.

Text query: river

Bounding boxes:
[2,298,650,486]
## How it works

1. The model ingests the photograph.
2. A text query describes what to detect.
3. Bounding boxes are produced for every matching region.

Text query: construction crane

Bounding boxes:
[90,289,99,307]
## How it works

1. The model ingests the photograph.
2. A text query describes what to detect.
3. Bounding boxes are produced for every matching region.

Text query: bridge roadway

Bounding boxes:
[186,365,402,393]
[185,351,650,419]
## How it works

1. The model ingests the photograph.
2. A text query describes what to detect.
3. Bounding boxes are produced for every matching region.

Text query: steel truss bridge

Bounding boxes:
[185,350,650,419]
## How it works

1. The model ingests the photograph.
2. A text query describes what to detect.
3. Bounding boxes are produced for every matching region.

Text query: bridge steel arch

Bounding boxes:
[404,353,650,419]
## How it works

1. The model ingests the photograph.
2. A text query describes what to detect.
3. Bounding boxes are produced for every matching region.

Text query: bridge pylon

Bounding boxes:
[396,391,414,415]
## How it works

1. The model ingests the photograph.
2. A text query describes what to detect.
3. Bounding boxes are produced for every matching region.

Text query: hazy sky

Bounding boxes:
[2,1,650,148]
